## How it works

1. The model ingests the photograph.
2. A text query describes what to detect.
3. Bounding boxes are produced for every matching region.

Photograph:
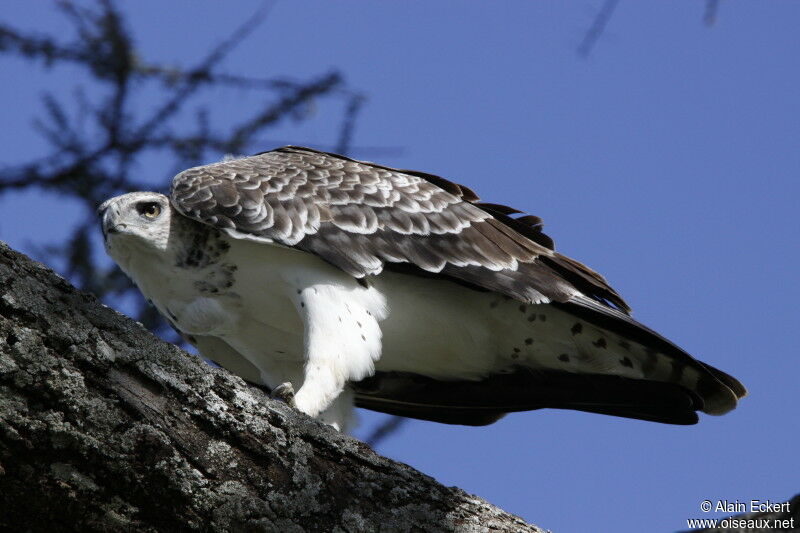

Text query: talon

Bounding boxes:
[270,382,296,405]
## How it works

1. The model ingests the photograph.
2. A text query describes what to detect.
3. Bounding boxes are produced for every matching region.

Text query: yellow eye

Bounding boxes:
[137,202,162,219]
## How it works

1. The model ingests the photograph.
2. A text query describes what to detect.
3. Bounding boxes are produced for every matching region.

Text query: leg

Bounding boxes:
[316,388,357,432]
[291,282,383,429]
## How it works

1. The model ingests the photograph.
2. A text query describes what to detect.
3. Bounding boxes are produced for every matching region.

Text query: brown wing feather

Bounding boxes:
[171,146,628,310]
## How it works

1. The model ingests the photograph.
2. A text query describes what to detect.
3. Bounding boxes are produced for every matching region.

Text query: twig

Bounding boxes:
[335,93,366,156]
[365,416,408,448]
[704,0,720,27]
[577,0,619,58]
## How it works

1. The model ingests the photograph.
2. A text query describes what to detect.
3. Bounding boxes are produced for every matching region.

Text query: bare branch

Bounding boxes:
[335,93,366,156]
[223,71,343,153]
[703,0,721,27]
[364,415,408,448]
[577,0,619,58]
[128,1,275,145]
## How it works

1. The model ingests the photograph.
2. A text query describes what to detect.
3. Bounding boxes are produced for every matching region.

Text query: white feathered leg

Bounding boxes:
[291,282,384,431]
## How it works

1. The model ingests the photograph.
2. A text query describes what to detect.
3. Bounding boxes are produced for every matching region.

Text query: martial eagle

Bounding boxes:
[99,146,745,431]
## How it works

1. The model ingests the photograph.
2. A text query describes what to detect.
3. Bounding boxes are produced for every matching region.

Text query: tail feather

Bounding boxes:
[353,369,704,426]
[553,297,746,416]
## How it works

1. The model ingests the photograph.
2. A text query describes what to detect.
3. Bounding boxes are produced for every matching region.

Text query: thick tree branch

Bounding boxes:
[0,242,541,533]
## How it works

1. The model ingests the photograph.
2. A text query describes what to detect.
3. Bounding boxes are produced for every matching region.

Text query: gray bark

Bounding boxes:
[0,242,542,533]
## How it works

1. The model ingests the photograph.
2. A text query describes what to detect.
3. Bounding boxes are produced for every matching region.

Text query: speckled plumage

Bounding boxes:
[100,146,746,431]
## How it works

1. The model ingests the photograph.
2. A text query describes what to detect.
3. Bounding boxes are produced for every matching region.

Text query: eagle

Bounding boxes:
[99,146,746,431]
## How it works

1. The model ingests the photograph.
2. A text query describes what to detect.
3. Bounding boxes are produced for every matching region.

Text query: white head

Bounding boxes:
[98,192,174,265]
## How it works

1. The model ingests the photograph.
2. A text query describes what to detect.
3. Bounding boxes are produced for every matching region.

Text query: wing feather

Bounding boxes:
[171,146,626,309]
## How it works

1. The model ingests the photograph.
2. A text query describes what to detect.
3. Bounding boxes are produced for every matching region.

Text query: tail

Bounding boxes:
[350,295,746,427]
[552,296,746,416]
[353,369,709,426]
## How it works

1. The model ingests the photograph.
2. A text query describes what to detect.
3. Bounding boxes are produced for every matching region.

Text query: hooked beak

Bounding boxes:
[98,201,122,240]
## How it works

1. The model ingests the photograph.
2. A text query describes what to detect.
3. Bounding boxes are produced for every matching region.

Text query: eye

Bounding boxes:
[136,202,162,219]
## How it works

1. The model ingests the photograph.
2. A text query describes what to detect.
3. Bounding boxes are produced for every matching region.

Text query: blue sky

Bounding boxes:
[1,2,798,531]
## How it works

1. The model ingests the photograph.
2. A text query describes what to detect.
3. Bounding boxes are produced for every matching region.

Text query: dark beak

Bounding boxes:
[98,203,118,239]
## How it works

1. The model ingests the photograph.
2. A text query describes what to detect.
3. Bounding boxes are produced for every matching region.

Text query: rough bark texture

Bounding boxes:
[0,242,542,533]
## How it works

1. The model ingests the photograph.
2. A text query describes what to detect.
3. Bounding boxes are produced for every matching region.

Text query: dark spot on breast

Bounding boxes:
[558,353,570,362]
[524,338,533,345]
[539,314,546,321]
[357,321,362,328]
[276,350,285,354]
[620,356,633,368]
[187,335,197,343]
[313,288,319,294]
[511,353,519,359]
[357,277,370,288]
[193,280,219,295]
[618,340,631,351]
[338,316,342,322]
[518,305,526,313]
[528,314,537,322]
[592,337,607,349]
[361,334,366,341]
[513,347,520,353]
[296,289,301,294]
[300,302,305,308]
[176,226,229,269]
[367,310,372,316]
[571,323,583,335]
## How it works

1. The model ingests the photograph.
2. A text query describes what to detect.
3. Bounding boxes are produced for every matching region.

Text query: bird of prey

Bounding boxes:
[100,146,746,432]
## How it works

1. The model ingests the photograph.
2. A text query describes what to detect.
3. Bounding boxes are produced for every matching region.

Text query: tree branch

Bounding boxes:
[576,0,619,58]
[0,241,542,533]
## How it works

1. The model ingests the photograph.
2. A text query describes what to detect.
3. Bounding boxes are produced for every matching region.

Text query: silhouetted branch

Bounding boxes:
[223,71,343,153]
[577,0,619,58]
[703,0,720,27]
[335,93,366,156]
[364,415,408,448]
[129,1,275,144]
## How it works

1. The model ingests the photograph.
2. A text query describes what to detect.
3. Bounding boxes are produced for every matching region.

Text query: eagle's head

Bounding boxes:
[98,192,174,265]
